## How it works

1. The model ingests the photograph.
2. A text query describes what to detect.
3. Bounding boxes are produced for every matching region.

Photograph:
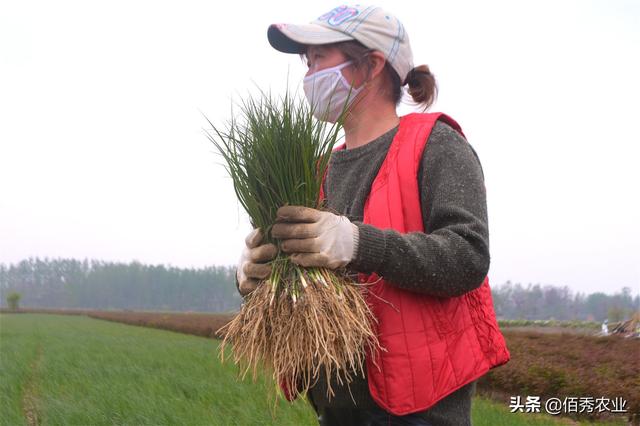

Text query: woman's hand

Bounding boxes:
[236,228,278,296]
[271,206,359,269]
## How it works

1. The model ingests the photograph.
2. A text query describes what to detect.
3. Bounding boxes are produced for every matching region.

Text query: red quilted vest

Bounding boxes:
[356,112,510,414]
[282,112,510,414]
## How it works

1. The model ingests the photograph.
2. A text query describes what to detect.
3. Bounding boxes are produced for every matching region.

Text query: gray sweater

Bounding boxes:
[308,119,487,424]
[326,120,489,296]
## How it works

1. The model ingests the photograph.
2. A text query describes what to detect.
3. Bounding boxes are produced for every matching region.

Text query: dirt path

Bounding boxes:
[21,343,43,426]
[501,326,598,335]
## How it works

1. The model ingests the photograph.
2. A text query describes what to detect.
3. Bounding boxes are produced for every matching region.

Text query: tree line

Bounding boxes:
[1,258,637,320]
[491,280,638,322]
[0,258,241,312]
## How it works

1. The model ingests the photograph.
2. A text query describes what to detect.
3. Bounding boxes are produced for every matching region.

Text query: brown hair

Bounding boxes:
[317,40,438,109]
[405,65,438,109]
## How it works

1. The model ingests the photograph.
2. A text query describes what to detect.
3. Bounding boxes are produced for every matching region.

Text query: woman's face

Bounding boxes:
[305,44,369,91]
[305,45,350,77]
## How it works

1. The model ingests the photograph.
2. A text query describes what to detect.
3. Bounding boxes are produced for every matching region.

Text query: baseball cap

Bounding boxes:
[268,5,414,85]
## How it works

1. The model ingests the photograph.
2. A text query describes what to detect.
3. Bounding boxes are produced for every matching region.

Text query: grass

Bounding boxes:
[0,313,629,425]
[471,397,626,425]
[0,313,315,425]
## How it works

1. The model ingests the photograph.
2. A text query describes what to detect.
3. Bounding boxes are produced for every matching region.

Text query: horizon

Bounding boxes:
[1,255,636,298]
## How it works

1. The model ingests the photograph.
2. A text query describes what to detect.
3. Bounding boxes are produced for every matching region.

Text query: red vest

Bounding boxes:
[357,112,510,414]
[282,113,510,414]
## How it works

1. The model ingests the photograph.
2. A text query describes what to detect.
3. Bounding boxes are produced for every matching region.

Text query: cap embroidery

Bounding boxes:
[317,5,359,26]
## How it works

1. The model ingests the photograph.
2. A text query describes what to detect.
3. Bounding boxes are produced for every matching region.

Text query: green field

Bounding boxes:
[0,314,626,425]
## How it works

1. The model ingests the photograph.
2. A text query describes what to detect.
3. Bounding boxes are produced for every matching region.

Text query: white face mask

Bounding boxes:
[303,61,363,123]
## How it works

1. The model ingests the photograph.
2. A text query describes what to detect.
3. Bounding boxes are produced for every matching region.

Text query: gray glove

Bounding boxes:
[236,228,278,296]
[271,206,359,269]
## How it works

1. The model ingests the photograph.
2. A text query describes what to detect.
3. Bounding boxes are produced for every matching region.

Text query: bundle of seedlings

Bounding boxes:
[205,89,380,401]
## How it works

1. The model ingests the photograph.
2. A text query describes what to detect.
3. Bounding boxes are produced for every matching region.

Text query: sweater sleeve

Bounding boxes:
[349,120,490,297]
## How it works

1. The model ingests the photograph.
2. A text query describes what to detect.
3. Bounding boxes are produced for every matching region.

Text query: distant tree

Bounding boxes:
[585,292,610,321]
[6,292,21,311]
[608,306,625,323]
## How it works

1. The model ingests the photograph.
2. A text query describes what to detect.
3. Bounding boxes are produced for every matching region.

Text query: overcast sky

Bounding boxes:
[1,0,638,296]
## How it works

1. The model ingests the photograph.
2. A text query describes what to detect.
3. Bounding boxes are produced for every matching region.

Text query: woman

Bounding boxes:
[236,5,510,426]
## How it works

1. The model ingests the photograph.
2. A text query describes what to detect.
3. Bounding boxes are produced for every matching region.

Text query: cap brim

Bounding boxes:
[267,23,354,54]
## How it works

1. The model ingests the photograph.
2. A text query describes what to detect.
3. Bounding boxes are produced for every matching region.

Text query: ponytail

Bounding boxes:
[405,65,438,109]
